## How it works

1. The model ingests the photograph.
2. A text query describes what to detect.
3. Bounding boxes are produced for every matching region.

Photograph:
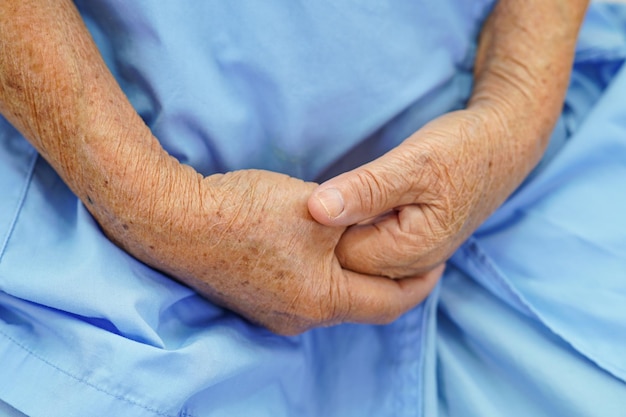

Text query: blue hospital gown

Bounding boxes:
[1,1,626,416]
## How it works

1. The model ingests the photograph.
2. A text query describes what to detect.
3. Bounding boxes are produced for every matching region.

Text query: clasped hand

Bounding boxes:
[109,165,441,336]
[108,109,508,336]
[310,109,509,282]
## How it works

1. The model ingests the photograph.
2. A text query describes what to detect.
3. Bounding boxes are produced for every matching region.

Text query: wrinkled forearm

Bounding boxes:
[466,0,588,204]
[471,0,588,148]
[1,1,150,174]
[0,0,191,246]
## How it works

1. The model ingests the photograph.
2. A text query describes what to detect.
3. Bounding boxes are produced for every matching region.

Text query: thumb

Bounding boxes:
[308,150,418,226]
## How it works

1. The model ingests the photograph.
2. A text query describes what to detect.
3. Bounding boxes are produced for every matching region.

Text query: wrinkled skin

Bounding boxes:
[0,0,442,336]
[308,1,588,282]
[309,110,498,279]
[0,0,587,335]
[94,158,443,335]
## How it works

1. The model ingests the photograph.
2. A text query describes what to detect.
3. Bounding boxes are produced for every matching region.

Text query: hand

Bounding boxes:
[0,0,582,336]
[308,109,518,279]
[306,0,587,281]
[99,163,442,335]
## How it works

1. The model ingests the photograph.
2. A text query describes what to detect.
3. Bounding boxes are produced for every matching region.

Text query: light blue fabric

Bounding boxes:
[0,2,625,416]
[430,5,626,416]
[0,398,26,417]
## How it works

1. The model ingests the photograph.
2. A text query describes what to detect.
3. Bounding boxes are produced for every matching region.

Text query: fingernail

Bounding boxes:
[316,188,344,219]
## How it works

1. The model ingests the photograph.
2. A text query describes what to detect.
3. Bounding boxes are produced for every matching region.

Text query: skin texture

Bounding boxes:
[0,0,587,334]
[309,0,589,280]
[0,0,441,335]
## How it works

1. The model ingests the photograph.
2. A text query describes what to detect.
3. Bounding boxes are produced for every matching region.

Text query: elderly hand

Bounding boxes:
[1,0,584,335]
[105,163,442,335]
[308,109,507,279]
[0,0,442,336]
[308,0,587,281]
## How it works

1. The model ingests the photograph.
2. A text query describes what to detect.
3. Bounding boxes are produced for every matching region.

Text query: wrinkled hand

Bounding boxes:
[99,163,442,335]
[308,109,521,279]
[0,0,576,337]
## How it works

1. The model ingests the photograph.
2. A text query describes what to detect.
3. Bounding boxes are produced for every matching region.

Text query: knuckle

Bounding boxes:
[278,284,341,331]
[327,276,351,324]
[307,271,351,326]
[411,147,449,200]
[351,168,388,213]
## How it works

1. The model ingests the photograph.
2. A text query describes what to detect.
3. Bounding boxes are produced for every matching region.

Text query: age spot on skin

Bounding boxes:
[5,78,23,92]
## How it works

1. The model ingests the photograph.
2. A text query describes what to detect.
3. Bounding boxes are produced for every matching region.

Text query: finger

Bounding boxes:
[338,264,445,325]
[308,145,429,227]
[336,205,440,278]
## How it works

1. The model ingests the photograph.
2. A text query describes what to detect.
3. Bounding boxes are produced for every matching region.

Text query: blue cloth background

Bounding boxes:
[0,2,625,416]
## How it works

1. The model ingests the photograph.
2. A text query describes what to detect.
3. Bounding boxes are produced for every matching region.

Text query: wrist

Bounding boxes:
[468,67,561,149]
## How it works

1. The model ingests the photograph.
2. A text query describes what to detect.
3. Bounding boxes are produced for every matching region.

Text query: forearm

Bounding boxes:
[472,0,588,121]
[306,1,590,282]
[0,0,187,244]
[469,0,588,174]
